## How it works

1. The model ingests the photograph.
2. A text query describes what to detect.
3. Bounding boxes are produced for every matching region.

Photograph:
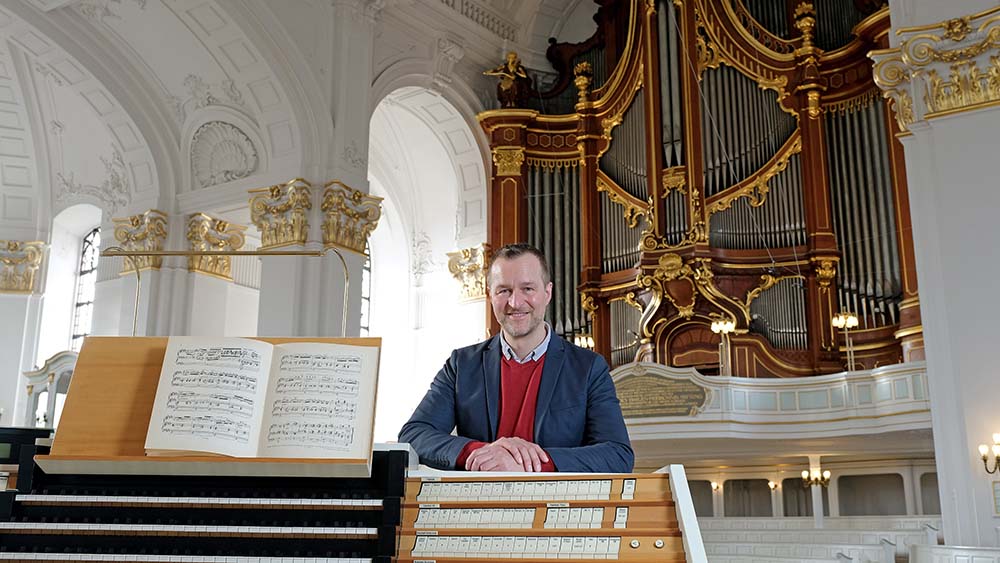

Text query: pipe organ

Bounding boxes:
[481,0,922,376]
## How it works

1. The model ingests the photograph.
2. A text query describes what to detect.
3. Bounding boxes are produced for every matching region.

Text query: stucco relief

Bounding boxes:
[190,121,258,188]
[55,148,132,213]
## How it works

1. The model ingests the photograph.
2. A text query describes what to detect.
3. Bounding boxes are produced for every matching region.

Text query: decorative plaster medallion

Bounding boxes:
[191,121,258,188]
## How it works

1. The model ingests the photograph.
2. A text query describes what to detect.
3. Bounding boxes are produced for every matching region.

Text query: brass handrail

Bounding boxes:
[100,248,353,337]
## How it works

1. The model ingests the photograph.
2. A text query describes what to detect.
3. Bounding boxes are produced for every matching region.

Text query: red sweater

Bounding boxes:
[456,354,557,471]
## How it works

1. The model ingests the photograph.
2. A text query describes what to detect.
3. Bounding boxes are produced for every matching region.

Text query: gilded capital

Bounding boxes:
[0,240,45,293]
[871,5,1000,132]
[813,257,838,289]
[249,178,312,249]
[113,209,168,274]
[186,213,247,280]
[447,243,488,302]
[492,147,525,177]
[321,180,383,254]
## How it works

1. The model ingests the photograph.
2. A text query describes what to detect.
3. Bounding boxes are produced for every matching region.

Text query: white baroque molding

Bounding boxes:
[76,0,147,22]
[871,5,1000,133]
[411,230,435,285]
[55,148,132,214]
[433,37,466,89]
[167,74,249,126]
[190,121,259,189]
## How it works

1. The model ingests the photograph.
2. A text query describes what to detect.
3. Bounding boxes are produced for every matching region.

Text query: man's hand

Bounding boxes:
[465,437,549,472]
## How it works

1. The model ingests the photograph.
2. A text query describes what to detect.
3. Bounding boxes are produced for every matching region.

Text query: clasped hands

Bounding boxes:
[465,437,549,472]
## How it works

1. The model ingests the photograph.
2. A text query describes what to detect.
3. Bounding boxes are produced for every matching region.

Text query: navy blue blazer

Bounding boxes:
[398,334,634,473]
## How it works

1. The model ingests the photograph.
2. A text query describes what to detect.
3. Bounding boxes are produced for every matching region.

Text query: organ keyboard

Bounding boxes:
[398,472,688,562]
[0,439,407,562]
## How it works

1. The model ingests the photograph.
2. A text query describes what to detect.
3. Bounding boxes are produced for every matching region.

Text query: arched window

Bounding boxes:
[70,227,100,351]
[360,243,372,337]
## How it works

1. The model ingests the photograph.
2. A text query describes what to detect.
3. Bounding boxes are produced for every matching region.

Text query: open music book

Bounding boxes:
[144,337,379,461]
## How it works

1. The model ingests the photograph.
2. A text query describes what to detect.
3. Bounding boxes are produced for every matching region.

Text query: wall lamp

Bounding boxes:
[977,433,1000,474]
[710,318,736,376]
[801,469,831,488]
[573,333,595,350]
[710,481,719,492]
[767,481,778,491]
[832,311,859,371]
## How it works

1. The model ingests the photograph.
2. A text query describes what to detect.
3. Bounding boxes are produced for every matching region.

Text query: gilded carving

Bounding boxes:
[113,209,168,274]
[597,173,646,228]
[492,147,525,177]
[871,5,1000,130]
[248,179,312,250]
[661,167,687,196]
[695,8,722,77]
[447,244,487,301]
[814,258,837,289]
[744,274,804,309]
[186,213,247,280]
[574,61,593,103]
[0,240,45,293]
[321,180,383,255]
[708,135,801,215]
[624,291,643,312]
[580,292,597,320]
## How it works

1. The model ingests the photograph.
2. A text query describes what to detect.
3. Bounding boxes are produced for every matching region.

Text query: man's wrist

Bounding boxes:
[456,440,487,469]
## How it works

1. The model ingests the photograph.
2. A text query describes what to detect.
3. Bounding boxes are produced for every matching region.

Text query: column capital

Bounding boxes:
[186,213,247,280]
[871,5,1000,134]
[112,209,168,274]
[0,240,45,294]
[320,180,383,254]
[248,179,313,250]
[447,243,487,302]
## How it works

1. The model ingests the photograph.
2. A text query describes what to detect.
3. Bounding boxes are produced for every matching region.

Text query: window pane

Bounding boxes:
[71,227,100,350]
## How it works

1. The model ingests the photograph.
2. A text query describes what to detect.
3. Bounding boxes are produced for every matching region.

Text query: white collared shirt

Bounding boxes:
[499,322,552,363]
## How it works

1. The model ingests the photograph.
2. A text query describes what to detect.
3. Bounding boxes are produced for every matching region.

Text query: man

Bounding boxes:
[398,243,633,473]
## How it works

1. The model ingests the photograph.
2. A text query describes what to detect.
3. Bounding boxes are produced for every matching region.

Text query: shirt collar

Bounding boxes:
[500,322,551,363]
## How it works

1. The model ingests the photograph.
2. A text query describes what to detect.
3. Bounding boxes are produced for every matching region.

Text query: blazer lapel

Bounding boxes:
[483,335,502,442]
[533,335,565,440]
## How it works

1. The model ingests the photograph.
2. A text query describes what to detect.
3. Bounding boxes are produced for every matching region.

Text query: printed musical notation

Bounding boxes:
[279,353,361,373]
[274,373,359,396]
[161,415,252,443]
[171,369,258,393]
[167,391,254,418]
[175,347,262,371]
[266,421,353,449]
[271,397,357,419]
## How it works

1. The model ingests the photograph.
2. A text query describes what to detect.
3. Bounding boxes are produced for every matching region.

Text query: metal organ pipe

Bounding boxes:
[610,299,641,368]
[600,92,648,274]
[700,65,796,197]
[526,163,585,339]
[750,278,807,349]
[826,96,902,330]
[708,154,805,249]
[657,0,684,167]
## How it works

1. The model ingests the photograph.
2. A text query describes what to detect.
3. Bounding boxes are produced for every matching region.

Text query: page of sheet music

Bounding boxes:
[144,337,273,457]
[258,342,379,459]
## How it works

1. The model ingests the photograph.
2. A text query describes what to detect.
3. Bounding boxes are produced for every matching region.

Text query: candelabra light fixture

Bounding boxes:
[710,317,736,376]
[832,311,859,371]
[801,468,832,488]
[977,433,1000,474]
[767,481,778,491]
[710,481,719,492]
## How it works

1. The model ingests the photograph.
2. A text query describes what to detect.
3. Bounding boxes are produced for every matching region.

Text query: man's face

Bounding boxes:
[489,254,553,341]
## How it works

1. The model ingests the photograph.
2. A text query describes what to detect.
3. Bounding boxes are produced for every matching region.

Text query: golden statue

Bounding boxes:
[484,51,533,108]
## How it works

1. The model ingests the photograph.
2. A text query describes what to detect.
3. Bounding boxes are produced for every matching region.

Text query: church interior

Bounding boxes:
[0,0,998,561]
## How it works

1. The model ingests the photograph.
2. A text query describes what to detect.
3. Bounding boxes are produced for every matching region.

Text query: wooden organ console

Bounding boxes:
[0,337,703,562]
[1,441,697,563]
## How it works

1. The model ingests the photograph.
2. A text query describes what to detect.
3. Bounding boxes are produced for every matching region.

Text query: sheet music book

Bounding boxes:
[144,337,379,460]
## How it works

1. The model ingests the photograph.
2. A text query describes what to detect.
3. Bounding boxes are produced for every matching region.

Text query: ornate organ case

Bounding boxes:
[480,0,921,377]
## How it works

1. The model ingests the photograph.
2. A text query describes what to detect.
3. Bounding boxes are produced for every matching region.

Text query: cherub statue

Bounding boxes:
[484,51,533,108]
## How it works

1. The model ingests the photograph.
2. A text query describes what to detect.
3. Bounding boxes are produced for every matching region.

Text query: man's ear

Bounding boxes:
[545,282,553,301]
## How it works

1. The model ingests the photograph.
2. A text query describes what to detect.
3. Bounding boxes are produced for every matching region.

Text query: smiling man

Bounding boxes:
[398,243,634,473]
